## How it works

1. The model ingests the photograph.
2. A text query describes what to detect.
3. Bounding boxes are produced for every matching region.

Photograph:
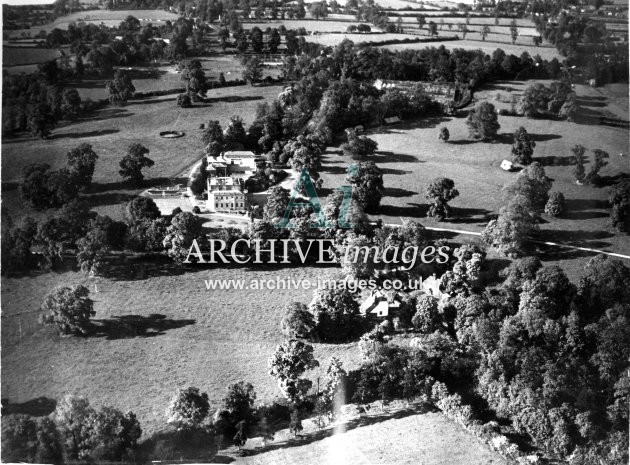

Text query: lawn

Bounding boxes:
[2,83,284,185]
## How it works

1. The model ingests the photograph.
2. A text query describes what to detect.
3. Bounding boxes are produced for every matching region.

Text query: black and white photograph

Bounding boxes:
[1,0,629,463]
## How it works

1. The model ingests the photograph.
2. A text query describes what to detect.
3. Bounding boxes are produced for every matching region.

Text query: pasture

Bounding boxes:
[0,263,361,436]
[2,46,60,66]
[317,80,630,257]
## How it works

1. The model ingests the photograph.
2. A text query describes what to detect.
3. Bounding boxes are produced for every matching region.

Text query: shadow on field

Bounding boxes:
[79,107,133,123]
[595,172,630,188]
[536,229,614,249]
[447,206,493,224]
[537,155,575,166]
[380,167,411,175]
[103,257,192,281]
[448,139,477,145]
[2,397,57,417]
[240,403,436,457]
[379,202,424,218]
[84,192,137,207]
[529,133,562,142]
[384,187,418,198]
[203,95,265,104]
[50,129,121,140]
[565,198,609,211]
[90,314,195,340]
[371,152,421,163]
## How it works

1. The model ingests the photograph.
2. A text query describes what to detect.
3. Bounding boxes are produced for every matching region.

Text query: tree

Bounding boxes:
[289,409,303,437]
[416,14,426,29]
[76,234,108,276]
[162,211,203,264]
[412,295,440,332]
[223,382,256,426]
[309,286,360,342]
[341,131,378,160]
[39,285,94,336]
[609,180,630,232]
[428,21,438,36]
[67,143,98,190]
[466,101,500,141]
[202,120,224,148]
[61,88,82,120]
[1,217,38,276]
[177,93,192,108]
[268,29,281,54]
[584,149,608,185]
[425,177,459,220]
[268,339,319,403]
[572,144,586,184]
[233,420,248,449]
[503,162,551,213]
[165,387,210,430]
[482,196,538,257]
[119,144,154,186]
[27,104,53,139]
[545,191,565,217]
[511,127,536,165]
[224,116,247,150]
[180,59,207,98]
[346,162,384,213]
[126,196,161,222]
[250,27,264,53]
[439,127,449,143]
[280,302,316,339]
[510,19,518,44]
[264,181,293,221]
[1,414,62,463]
[105,70,135,105]
[242,56,263,84]
[481,25,490,41]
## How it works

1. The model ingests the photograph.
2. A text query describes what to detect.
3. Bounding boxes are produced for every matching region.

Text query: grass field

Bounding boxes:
[5,9,179,38]
[2,46,60,66]
[317,80,630,256]
[232,410,507,464]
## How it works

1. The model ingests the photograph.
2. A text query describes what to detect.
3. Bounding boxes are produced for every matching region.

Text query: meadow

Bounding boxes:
[317,80,630,257]
[2,46,60,66]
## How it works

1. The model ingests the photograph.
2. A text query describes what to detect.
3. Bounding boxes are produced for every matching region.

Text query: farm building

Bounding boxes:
[360,290,402,318]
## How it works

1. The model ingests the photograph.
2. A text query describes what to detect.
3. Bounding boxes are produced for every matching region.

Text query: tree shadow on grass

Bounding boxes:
[379,202,424,218]
[594,172,630,188]
[89,314,195,340]
[380,167,411,175]
[529,133,562,142]
[446,207,493,225]
[49,129,120,140]
[448,139,477,145]
[203,95,265,104]
[537,155,575,166]
[371,152,422,163]
[321,164,347,175]
[2,397,57,417]
[102,256,195,281]
[83,192,137,207]
[535,229,614,249]
[384,187,418,198]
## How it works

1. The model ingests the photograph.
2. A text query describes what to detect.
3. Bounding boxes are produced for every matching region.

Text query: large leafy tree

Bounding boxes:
[466,101,500,141]
[267,339,319,403]
[165,387,210,431]
[39,285,95,336]
[609,179,630,232]
[162,211,203,264]
[126,196,161,222]
[309,286,361,342]
[280,302,316,339]
[105,70,135,105]
[511,127,536,165]
[425,177,459,220]
[341,131,378,160]
[119,144,154,186]
[346,162,384,213]
[67,143,98,190]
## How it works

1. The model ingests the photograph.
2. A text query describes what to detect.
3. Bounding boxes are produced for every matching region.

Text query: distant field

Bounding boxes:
[75,56,253,100]
[3,46,60,66]
[243,19,372,33]
[5,9,179,38]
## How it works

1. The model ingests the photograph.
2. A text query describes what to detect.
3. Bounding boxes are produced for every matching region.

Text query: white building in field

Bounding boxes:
[205,151,258,212]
